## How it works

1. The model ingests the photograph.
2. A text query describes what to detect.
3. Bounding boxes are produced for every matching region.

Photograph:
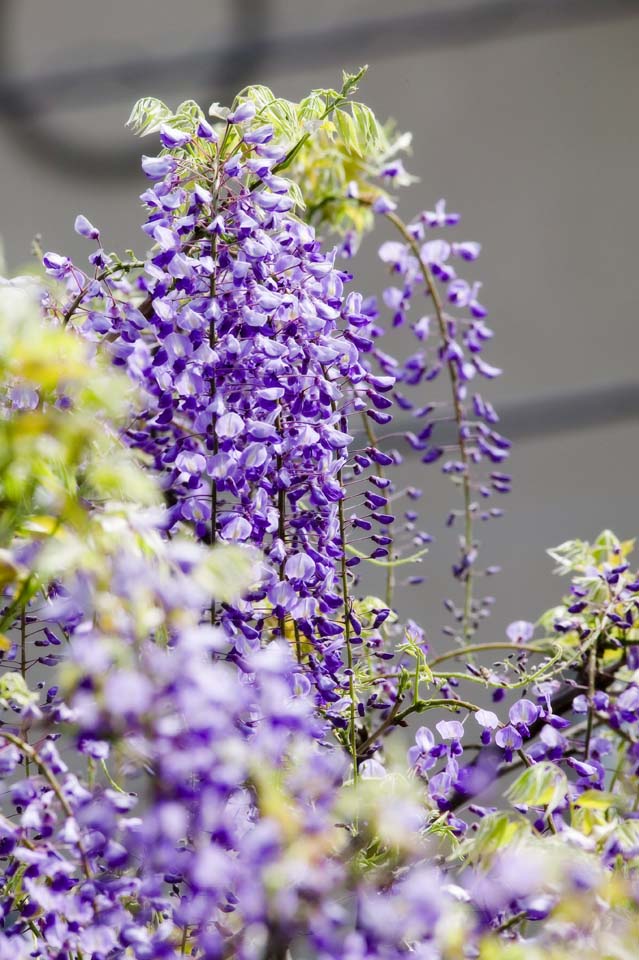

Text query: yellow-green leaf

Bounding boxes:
[506,762,568,813]
[575,789,620,811]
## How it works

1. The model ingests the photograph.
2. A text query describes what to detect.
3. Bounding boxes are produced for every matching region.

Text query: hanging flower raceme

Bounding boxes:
[41,78,517,766]
[370,200,510,643]
[44,110,410,725]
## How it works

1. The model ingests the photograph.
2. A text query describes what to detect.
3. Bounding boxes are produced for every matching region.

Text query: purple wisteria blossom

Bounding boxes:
[0,80,637,960]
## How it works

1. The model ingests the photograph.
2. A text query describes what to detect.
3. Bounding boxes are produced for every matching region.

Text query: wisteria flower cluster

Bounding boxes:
[0,69,638,960]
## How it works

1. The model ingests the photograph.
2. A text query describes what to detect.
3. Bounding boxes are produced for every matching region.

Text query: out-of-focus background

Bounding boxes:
[2,0,638,643]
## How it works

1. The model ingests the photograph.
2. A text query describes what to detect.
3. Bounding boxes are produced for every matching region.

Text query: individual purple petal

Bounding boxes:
[141,154,177,179]
[228,101,257,124]
[436,720,464,741]
[422,198,460,228]
[159,124,191,148]
[474,356,502,379]
[244,124,274,145]
[360,758,387,779]
[372,195,397,214]
[43,251,72,277]
[103,670,153,718]
[475,709,499,730]
[324,428,353,450]
[451,241,481,261]
[509,699,540,727]
[196,118,218,140]
[506,620,534,644]
[414,726,435,753]
[284,553,316,582]
[221,515,252,542]
[495,725,523,751]
[74,214,100,240]
[379,241,407,265]
[216,412,244,439]
[429,771,453,805]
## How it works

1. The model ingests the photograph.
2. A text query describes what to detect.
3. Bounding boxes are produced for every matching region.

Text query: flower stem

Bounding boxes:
[359,696,479,756]
[20,608,29,778]
[337,482,358,785]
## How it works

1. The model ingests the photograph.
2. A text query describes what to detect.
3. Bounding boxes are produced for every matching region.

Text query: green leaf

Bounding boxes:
[546,530,633,576]
[297,92,326,123]
[334,109,362,157]
[126,97,205,138]
[351,102,383,152]
[0,548,23,587]
[456,812,528,864]
[506,762,568,813]
[208,102,230,121]
[341,65,368,97]
[196,545,259,603]
[0,672,37,709]
[126,97,173,136]
[574,789,620,811]
[237,84,277,112]
[171,100,206,132]
[547,538,589,575]
[614,819,639,856]
[239,85,299,143]
[284,178,306,211]
[86,458,159,506]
